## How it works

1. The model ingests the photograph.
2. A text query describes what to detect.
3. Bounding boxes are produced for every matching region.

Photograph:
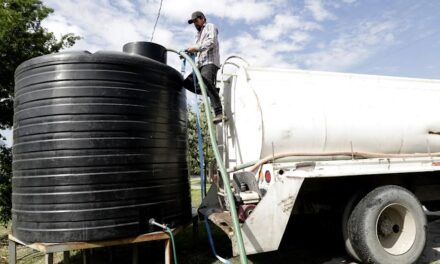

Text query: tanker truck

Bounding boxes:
[199,60,440,264]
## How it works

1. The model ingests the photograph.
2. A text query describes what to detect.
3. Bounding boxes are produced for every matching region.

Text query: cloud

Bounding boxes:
[42,13,83,39]
[220,10,323,68]
[341,0,357,3]
[257,14,321,41]
[221,33,299,68]
[42,0,278,53]
[112,0,137,13]
[305,0,336,21]
[162,0,274,23]
[40,0,404,74]
[41,0,312,70]
[0,129,12,147]
[300,20,397,71]
[42,0,182,51]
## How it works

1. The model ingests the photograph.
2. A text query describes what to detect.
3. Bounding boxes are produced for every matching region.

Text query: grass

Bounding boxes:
[0,222,83,264]
[0,224,8,264]
[190,176,204,207]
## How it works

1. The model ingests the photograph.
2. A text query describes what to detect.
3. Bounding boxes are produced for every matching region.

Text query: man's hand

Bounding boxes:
[186,47,198,53]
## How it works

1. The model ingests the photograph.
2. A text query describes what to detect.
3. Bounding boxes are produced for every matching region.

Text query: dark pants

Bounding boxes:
[183,64,222,115]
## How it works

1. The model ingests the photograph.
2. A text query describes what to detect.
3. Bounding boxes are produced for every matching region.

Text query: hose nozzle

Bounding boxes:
[149,218,167,230]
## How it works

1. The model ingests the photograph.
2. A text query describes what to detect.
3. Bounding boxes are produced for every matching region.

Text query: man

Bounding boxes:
[183,11,226,124]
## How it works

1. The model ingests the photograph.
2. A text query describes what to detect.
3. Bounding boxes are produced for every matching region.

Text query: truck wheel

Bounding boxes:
[342,192,362,262]
[348,185,427,264]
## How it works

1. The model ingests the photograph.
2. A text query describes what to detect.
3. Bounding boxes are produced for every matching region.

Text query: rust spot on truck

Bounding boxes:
[295,162,315,171]
[429,131,440,135]
[279,196,295,213]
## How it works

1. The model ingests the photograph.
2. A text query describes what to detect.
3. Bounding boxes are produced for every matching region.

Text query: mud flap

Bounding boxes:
[199,176,304,255]
[234,176,304,255]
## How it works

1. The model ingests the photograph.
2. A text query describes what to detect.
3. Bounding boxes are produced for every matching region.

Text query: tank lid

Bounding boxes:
[123,42,167,64]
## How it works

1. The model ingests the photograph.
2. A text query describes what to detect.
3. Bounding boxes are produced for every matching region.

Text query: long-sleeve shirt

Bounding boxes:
[193,22,220,68]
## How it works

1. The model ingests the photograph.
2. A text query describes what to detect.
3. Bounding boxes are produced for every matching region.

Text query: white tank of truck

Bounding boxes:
[222,66,440,166]
[207,65,440,263]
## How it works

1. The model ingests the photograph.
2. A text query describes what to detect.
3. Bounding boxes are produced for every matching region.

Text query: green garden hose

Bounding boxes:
[165,227,178,264]
[167,49,248,264]
[149,218,178,264]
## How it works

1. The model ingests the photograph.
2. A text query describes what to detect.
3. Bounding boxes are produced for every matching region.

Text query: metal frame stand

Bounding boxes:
[8,228,180,264]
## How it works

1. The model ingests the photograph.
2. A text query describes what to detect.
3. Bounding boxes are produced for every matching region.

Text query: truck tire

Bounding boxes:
[342,192,362,262]
[348,185,427,264]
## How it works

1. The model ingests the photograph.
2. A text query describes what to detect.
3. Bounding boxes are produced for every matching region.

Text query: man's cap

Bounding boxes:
[188,11,204,24]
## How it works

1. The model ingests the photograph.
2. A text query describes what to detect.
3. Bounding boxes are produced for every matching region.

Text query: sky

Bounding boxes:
[39,0,440,78]
[2,0,440,146]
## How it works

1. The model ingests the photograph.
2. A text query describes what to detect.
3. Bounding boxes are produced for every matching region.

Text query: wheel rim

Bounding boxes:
[375,203,417,255]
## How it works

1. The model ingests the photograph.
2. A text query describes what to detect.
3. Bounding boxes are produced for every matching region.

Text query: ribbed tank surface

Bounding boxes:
[12,50,191,243]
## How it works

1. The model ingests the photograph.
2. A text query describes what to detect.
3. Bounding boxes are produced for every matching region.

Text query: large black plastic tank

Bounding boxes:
[12,43,191,243]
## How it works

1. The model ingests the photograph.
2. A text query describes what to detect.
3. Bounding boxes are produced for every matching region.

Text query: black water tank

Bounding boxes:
[12,45,191,243]
[123,42,167,64]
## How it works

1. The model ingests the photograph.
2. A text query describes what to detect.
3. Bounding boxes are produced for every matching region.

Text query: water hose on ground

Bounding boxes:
[168,48,248,264]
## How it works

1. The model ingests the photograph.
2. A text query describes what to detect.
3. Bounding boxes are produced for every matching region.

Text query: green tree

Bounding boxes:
[187,102,215,176]
[0,144,12,224]
[0,0,80,225]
